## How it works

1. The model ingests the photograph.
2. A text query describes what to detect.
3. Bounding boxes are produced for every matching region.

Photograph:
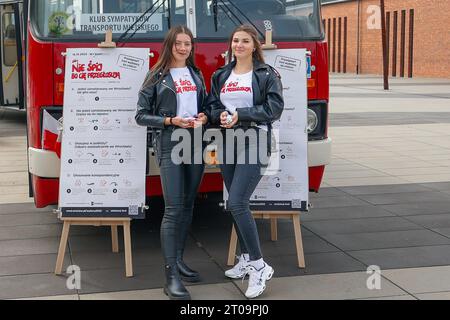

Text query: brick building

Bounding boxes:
[321,0,450,78]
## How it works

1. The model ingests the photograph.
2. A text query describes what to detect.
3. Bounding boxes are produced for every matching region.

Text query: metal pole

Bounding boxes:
[380,0,389,90]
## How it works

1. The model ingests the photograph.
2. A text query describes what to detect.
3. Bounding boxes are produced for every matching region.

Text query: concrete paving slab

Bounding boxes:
[307,195,373,209]
[356,192,450,205]
[383,266,450,294]
[367,162,442,170]
[309,187,351,198]
[224,252,366,278]
[0,194,33,205]
[324,169,389,179]
[78,262,227,295]
[400,175,450,184]
[320,230,450,251]
[357,295,417,300]
[323,164,370,172]
[415,292,450,300]
[0,254,71,276]
[188,282,246,300]
[77,266,166,294]
[14,295,79,300]
[68,234,159,253]
[79,282,245,300]
[403,214,450,229]
[432,228,450,238]
[338,184,434,196]
[71,249,165,272]
[0,172,28,186]
[261,235,340,256]
[381,201,450,216]
[0,237,60,257]
[325,177,410,187]
[303,217,422,235]
[302,206,395,221]
[0,186,30,197]
[380,167,450,176]
[233,271,407,300]
[0,224,62,240]
[348,245,450,269]
[0,273,75,299]
[80,288,167,300]
[429,160,450,167]
[0,212,60,227]
[0,203,53,215]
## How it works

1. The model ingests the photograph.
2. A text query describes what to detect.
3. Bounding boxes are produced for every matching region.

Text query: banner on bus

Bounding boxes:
[59,48,149,219]
[224,49,309,212]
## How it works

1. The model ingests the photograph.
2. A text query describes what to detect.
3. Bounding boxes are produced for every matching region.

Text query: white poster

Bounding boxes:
[59,48,149,218]
[224,49,309,211]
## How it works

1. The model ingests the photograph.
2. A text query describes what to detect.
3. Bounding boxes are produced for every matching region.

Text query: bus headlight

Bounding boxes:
[307,109,319,133]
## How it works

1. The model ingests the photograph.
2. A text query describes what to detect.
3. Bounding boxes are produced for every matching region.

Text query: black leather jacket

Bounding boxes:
[206,60,284,126]
[135,66,208,129]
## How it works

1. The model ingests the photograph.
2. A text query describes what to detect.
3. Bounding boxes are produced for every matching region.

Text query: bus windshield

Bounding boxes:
[30,0,323,41]
[196,0,323,40]
[30,0,187,40]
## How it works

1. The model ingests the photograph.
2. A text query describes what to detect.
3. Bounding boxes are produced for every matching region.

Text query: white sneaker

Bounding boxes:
[225,255,248,279]
[245,263,274,299]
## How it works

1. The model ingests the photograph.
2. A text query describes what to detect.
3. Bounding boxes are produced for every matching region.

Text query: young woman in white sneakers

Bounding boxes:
[207,25,284,298]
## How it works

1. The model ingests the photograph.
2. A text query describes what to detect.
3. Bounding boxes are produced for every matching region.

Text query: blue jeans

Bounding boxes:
[220,128,265,261]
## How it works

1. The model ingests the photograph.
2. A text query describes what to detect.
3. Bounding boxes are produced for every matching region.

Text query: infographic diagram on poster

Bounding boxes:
[59,48,149,218]
[224,49,309,212]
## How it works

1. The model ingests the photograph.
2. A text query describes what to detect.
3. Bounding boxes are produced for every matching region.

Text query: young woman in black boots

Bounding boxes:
[135,25,208,300]
[206,25,284,299]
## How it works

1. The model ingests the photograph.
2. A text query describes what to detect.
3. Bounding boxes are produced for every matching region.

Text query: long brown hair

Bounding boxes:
[144,25,196,86]
[227,25,265,64]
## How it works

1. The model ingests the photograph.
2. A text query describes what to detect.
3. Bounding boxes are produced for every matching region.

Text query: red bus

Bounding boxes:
[21,0,331,208]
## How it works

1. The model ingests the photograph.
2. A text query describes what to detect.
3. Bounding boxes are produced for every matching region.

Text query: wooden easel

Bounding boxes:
[261,25,277,50]
[98,29,116,48]
[55,30,135,277]
[55,217,134,277]
[227,28,306,268]
[227,211,305,268]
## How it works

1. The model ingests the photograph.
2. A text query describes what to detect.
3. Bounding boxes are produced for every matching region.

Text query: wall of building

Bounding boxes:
[321,0,450,78]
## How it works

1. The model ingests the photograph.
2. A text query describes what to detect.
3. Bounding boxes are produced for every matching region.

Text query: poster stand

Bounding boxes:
[227,211,305,268]
[55,30,137,278]
[227,29,305,268]
[98,29,116,48]
[55,217,134,277]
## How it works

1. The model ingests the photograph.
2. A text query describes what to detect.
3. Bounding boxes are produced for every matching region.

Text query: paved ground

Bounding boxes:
[0,74,450,300]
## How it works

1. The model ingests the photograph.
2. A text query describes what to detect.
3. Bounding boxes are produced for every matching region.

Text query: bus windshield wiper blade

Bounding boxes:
[218,0,243,27]
[227,0,265,39]
[214,0,265,39]
[212,0,218,32]
[116,0,163,45]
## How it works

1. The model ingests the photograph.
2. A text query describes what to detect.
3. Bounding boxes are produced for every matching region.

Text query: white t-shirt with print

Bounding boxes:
[220,70,267,130]
[169,67,198,118]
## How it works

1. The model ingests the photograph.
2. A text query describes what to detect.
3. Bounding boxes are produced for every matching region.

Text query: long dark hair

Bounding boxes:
[227,24,265,64]
[144,25,196,86]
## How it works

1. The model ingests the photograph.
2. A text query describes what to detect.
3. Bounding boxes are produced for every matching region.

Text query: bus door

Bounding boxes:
[0,1,24,108]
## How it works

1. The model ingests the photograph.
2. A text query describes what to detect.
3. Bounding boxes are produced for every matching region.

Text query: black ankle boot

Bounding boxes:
[177,259,201,283]
[163,264,191,300]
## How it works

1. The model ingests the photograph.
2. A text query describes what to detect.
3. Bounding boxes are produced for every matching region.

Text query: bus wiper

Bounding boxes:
[166,0,171,29]
[212,0,218,32]
[227,0,265,39]
[117,0,164,45]
[214,0,265,39]
[218,0,242,27]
